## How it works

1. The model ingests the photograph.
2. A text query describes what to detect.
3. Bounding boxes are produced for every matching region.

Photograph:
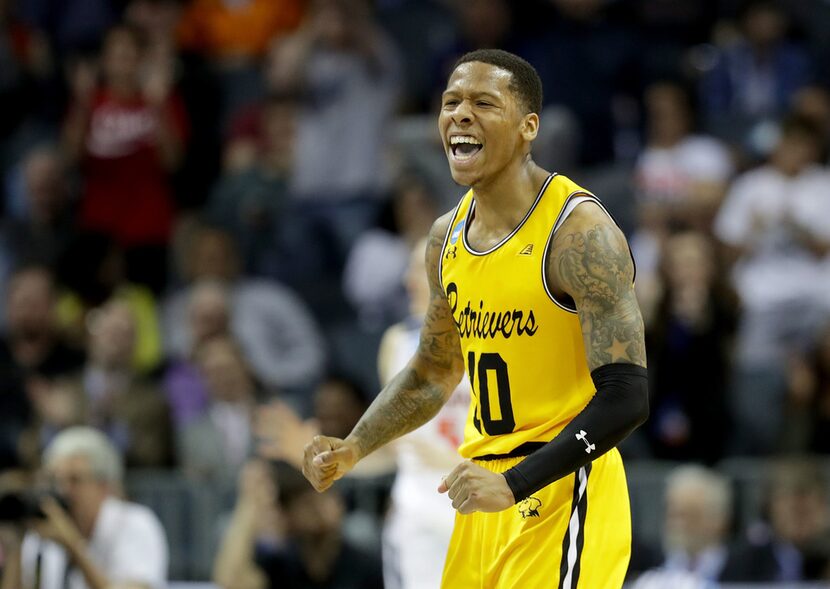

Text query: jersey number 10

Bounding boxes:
[468,352,516,435]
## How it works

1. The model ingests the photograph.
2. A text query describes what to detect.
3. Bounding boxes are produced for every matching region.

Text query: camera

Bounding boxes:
[0,490,70,522]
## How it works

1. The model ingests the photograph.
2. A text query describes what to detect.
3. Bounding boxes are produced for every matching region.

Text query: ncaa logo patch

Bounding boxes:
[449,219,466,245]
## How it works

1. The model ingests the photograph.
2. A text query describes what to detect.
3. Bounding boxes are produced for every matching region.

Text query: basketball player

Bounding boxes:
[303,49,648,588]
[378,238,470,589]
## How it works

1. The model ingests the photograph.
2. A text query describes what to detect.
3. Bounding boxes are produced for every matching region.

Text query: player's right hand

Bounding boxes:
[302,435,358,492]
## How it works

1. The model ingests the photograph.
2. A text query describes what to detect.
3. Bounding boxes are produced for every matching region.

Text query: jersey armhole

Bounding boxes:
[541,192,636,313]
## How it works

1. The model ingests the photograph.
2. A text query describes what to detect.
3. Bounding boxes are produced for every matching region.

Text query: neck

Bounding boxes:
[469,157,550,233]
[78,498,107,539]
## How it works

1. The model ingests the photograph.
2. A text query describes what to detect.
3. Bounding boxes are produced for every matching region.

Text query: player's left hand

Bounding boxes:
[438,460,515,514]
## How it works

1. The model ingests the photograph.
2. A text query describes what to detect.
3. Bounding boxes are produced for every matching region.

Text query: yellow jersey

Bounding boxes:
[439,173,616,459]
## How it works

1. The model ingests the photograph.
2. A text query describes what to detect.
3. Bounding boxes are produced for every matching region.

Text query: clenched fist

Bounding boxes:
[302,435,359,492]
[438,460,515,514]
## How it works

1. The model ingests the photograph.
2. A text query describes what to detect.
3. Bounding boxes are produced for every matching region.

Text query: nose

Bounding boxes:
[451,99,473,126]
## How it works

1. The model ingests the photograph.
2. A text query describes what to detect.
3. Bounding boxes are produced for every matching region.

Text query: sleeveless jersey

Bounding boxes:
[439,173,616,459]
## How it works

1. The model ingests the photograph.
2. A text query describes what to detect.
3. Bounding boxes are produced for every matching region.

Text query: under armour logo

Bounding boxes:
[445,246,457,260]
[576,430,595,454]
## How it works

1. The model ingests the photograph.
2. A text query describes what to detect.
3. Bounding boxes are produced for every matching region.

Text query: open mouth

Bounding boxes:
[450,136,483,161]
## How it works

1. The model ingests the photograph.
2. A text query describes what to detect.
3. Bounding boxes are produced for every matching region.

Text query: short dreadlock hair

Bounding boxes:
[453,49,543,115]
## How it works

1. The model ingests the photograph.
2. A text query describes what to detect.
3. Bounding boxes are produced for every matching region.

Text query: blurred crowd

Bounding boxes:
[0,0,830,586]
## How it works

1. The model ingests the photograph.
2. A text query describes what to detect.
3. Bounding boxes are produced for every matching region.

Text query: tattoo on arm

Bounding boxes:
[349,216,465,459]
[550,212,647,371]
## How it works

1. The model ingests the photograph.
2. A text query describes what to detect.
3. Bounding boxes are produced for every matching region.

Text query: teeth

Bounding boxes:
[450,136,482,146]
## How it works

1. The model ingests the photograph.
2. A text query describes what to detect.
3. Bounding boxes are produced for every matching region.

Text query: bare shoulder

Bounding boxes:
[416,209,465,376]
[424,209,457,287]
[548,200,633,299]
[547,200,646,369]
[551,200,629,259]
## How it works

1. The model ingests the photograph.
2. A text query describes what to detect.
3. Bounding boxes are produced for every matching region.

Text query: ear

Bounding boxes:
[521,112,539,142]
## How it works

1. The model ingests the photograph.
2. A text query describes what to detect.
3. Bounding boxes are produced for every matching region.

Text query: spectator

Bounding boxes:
[635,0,719,80]
[162,280,230,428]
[375,0,456,112]
[645,232,736,464]
[0,265,84,379]
[62,24,188,294]
[714,114,830,453]
[0,426,168,589]
[163,225,325,397]
[178,0,304,61]
[55,232,163,376]
[793,84,830,158]
[635,81,734,234]
[207,92,297,275]
[785,321,830,453]
[177,0,305,127]
[342,172,438,328]
[61,300,173,468]
[0,146,75,279]
[213,460,383,589]
[270,0,402,277]
[256,375,387,475]
[632,80,734,309]
[178,336,260,482]
[700,0,813,137]
[0,265,83,469]
[637,465,733,583]
[722,459,830,581]
[522,0,641,164]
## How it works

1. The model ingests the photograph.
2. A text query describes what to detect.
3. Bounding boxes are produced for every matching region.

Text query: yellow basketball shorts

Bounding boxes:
[441,448,631,589]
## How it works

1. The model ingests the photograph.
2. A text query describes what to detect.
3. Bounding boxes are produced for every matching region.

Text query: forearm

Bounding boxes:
[503,363,648,501]
[0,543,21,589]
[213,503,262,589]
[346,361,455,460]
[67,542,111,589]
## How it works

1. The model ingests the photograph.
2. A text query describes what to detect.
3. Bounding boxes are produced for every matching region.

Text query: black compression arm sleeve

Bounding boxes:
[502,363,648,502]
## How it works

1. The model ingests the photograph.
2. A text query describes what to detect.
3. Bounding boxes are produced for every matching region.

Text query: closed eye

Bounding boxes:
[443,100,459,108]
[476,101,492,107]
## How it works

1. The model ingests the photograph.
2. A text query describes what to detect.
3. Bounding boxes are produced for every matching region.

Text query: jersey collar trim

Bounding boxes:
[462,173,557,256]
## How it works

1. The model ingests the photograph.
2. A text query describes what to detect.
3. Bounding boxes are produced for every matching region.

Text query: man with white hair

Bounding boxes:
[0,427,168,589]
[635,465,733,587]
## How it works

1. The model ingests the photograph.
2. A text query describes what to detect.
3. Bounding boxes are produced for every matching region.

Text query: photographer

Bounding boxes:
[0,427,168,589]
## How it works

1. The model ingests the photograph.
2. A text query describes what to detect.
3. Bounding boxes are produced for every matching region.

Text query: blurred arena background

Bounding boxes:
[1,0,830,587]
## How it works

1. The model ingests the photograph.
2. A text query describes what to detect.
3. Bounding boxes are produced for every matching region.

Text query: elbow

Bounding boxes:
[631,387,650,431]
[413,354,464,398]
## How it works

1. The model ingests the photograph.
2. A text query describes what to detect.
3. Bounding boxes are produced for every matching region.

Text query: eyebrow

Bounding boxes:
[441,90,503,102]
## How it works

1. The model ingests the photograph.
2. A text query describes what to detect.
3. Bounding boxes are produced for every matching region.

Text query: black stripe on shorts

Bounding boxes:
[557,463,591,589]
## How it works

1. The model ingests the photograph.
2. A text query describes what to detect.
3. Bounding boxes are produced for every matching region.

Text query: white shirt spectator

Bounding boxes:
[714,164,830,309]
[20,497,168,589]
[636,136,733,205]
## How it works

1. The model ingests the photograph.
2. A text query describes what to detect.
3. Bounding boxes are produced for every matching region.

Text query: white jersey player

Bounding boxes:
[378,238,471,589]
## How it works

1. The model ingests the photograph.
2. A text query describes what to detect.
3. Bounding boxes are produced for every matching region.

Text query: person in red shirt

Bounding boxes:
[63,24,188,294]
